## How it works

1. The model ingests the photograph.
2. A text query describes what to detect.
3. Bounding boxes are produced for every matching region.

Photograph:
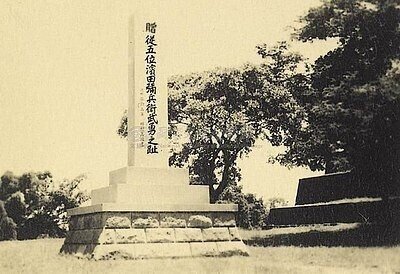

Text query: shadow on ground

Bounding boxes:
[244,223,400,247]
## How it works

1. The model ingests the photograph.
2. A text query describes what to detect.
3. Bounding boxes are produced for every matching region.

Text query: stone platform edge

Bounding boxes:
[61,241,249,260]
[67,203,238,216]
[268,196,400,226]
[61,203,249,259]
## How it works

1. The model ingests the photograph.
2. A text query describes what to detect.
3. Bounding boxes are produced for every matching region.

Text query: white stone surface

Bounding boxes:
[91,184,209,205]
[115,229,146,244]
[128,13,169,169]
[190,242,219,257]
[145,228,175,243]
[109,166,189,185]
[67,203,238,216]
[202,228,231,241]
[174,228,203,242]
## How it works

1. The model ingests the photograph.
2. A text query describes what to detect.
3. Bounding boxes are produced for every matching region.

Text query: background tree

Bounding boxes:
[0,200,17,241]
[266,197,289,209]
[167,65,264,202]
[0,171,19,201]
[118,44,306,202]
[0,171,89,239]
[5,192,26,226]
[217,184,268,229]
[272,0,400,198]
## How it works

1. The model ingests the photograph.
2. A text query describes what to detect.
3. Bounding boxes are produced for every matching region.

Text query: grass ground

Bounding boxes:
[241,223,400,247]
[0,237,399,274]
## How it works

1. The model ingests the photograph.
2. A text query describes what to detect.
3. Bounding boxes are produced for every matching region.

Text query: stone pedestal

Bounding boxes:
[60,203,249,259]
[60,167,249,259]
[60,13,249,259]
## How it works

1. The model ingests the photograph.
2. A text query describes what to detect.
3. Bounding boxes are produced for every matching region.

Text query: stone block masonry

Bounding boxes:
[60,206,249,259]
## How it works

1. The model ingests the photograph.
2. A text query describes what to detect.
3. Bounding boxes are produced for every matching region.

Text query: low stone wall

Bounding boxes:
[267,198,400,226]
[60,210,248,259]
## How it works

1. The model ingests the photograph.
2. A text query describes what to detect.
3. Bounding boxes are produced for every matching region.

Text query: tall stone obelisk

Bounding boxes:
[127,14,168,169]
[60,12,248,259]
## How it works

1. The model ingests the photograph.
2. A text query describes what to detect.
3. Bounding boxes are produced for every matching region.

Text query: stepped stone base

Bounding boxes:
[91,167,210,205]
[91,184,209,205]
[60,203,249,259]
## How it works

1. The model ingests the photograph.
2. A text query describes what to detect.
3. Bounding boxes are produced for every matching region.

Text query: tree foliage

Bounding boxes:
[271,0,400,198]
[118,43,306,202]
[168,65,264,202]
[266,197,289,209]
[0,171,89,240]
[0,200,17,241]
[217,185,268,228]
[297,0,399,88]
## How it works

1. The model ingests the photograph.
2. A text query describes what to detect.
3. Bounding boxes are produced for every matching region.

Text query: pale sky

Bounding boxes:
[0,0,334,204]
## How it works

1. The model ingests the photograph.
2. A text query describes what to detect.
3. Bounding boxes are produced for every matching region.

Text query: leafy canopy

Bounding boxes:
[0,171,89,239]
[274,0,400,196]
[118,43,307,202]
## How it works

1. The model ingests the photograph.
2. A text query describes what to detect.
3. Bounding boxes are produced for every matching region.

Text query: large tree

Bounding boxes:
[274,0,400,197]
[118,43,306,202]
[0,171,89,239]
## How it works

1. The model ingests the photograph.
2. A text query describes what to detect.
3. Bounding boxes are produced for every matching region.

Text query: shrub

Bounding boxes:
[0,201,17,241]
[0,200,6,218]
[266,197,288,209]
[217,185,268,229]
[18,213,63,240]
[5,192,26,226]
[0,171,90,240]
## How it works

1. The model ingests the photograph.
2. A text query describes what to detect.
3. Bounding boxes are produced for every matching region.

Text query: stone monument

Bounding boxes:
[60,13,248,259]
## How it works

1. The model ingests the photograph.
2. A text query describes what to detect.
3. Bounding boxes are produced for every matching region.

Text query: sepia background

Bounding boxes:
[0,0,338,204]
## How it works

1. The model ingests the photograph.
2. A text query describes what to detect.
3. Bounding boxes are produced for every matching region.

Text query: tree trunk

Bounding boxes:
[207,150,218,203]
[209,182,217,203]
[325,156,334,174]
[211,152,233,203]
